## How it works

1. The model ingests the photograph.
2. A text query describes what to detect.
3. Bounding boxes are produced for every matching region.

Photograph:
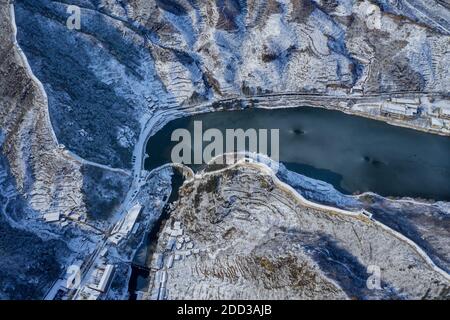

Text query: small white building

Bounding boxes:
[122,204,142,235]
[154,270,162,284]
[167,255,174,269]
[186,242,194,250]
[135,291,148,300]
[110,203,142,245]
[99,248,108,257]
[166,237,176,250]
[160,271,168,286]
[158,286,167,300]
[76,286,101,300]
[89,264,115,293]
[152,253,164,270]
[381,103,417,119]
[430,117,444,129]
[97,264,115,292]
[438,107,450,119]
[170,228,183,237]
[43,212,60,222]
[361,210,373,219]
[390,97,420,105]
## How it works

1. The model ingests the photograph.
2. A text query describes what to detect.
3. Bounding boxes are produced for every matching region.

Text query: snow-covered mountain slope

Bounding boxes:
[12,0,450,170]
[0,0,449,299]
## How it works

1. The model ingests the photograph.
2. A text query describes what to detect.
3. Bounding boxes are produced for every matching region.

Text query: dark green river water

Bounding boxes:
[144,106,450,201]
